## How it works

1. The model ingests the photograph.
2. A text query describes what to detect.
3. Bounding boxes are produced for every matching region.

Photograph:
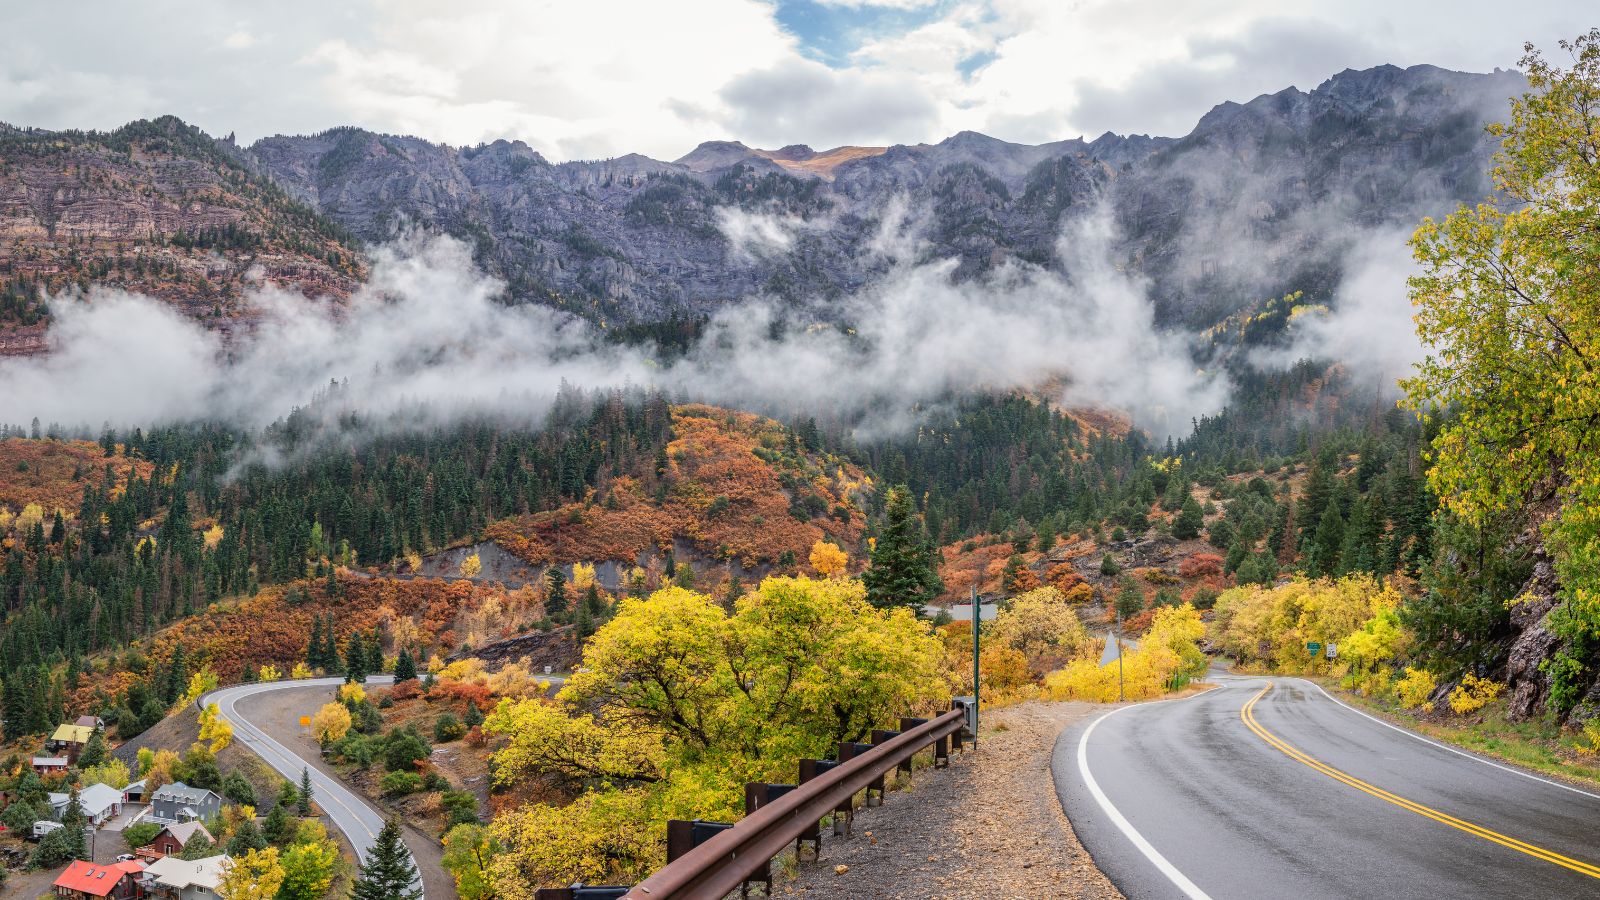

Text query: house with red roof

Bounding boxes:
[51,858,145,900]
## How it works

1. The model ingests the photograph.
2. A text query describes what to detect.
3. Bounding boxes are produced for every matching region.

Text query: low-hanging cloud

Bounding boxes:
[0,207,1229,444]
[1251,228,1427,392]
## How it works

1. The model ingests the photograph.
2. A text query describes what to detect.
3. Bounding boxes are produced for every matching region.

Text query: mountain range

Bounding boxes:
[0,63,1524,356]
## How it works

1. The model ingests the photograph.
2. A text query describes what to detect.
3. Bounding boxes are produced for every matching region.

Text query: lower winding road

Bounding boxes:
[1056,673,1600,899]
[205,677,425,896]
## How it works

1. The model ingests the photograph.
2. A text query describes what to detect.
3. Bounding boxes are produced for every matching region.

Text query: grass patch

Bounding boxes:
[1328,681,1600,788]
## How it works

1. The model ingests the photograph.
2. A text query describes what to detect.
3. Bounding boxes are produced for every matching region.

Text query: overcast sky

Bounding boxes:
[2,1,1590,161]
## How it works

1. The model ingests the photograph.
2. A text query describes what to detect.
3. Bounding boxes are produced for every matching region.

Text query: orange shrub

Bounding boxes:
[1179,554,1224,578]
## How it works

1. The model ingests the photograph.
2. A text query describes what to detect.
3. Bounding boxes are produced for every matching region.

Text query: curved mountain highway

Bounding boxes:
[205,677,422,895]
[1055,674,1600,899]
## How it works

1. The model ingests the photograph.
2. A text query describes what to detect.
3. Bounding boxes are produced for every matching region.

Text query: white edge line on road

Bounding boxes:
[1077,696,1217,900]
[1302,679,1600,804]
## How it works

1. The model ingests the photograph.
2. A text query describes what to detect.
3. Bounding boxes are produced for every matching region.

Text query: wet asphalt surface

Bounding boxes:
[1054,674,1600,899]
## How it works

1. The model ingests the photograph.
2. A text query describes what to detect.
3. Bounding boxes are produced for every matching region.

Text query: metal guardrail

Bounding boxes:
[613,703,969,899]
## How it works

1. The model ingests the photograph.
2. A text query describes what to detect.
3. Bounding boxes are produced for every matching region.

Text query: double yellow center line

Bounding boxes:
[1241,682,1600,880]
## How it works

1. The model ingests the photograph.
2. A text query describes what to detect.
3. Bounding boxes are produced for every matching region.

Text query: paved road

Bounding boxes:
[1055,674,1600,899]
[206,677,425,896]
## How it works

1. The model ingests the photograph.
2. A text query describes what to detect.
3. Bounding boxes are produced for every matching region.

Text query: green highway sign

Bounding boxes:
[1307,641,1322,657]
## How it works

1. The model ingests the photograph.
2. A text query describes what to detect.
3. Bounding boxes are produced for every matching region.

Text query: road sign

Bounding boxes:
[1325,643,1338,659]
[1307,641,1322,658]
[299,715,310,728]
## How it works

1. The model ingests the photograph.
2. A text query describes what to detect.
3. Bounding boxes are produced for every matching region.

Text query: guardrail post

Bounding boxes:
[838,741,880,806]
[899,717,934,769]
[871,729,906,780]
[743,783,796,894]
[667,819,735,864]
[796,759,839,856]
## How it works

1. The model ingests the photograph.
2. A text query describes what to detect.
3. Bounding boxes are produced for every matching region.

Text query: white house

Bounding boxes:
[47,782,124,826]
[141,853,229,900]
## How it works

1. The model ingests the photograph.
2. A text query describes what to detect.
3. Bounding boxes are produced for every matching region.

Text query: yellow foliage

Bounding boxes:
[311,702,352,743]
[487,789,661,893]
[203,524,225,549]
[459,553,483,579]
[0,507,12,533]
[217,846,284,900]
[405,552,423,572]
[486,576,943,890]
[182,669,220,707]
[258,665,282,683]
[1208,575,1404,673]
[15,502,44,533]
[1395,667,1438,709]
[145,749,181,792]
[290,662,314,680]
[427,655,447,674]
[1447,673,1505,715]
[989,586,1090,662]
[1044,605,1207,702]
[198,703,234,753]
[1580,719,1600,756]
[337,682,366,705]
[809,540,849,578]
[80,757,131,790]
[571,561,597,591]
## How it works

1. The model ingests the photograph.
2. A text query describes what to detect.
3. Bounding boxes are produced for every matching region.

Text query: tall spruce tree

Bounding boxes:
[351,819,422,900]
[862,485,943,610]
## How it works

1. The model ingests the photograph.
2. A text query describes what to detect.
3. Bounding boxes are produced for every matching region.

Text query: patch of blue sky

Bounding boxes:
[772,0,951,66]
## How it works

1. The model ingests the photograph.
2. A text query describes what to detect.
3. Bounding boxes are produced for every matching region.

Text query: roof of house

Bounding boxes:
[74,715,103,728]
[123,779,147,793]
[151,782,219,805]
[53,859,145,896]
[32,756,68,766]
[144,853,229,890]
[50,723,95,744]
[161,821,214,846]
[47,783,124,815]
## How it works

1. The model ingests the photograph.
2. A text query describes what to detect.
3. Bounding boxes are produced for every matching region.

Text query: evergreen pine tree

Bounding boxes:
[60,785,88,861]
[351,818,422,900]
[393,648,417,682]
[320,621,341,672]
[164,644,188,704]
[365,632,385,674]
[226,819,267,855]
[544,567,568,619]
[263,799,294,845]
[297,767,314,817]
[862,486,943,610]
[344,633,368,684]
[77,729,107,768]
[1173,495,1204,540]
[1309,500,1346,577]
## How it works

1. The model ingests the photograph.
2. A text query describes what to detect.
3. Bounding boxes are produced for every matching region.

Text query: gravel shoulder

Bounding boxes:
[784,701,1124,899]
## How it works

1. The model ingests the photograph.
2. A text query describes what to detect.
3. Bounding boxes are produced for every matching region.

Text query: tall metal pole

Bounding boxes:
[1117,610,1125,703]
[972,585,980,750]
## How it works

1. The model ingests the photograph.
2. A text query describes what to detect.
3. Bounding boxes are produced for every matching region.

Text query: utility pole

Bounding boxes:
[972,585,980,750]
[1117,612,1125,703]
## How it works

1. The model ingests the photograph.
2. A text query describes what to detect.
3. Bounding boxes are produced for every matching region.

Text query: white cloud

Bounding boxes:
[0,0,1590,158]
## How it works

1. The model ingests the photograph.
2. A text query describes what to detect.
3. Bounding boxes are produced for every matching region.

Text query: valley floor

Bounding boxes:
[784,701,1121,899]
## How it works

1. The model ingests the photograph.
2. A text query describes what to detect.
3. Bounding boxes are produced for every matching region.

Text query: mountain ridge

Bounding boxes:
[0,62,1525,352]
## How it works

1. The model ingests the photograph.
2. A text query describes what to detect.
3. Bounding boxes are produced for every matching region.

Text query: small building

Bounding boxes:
[141,853,229,900]
[74,715,106,730]
[148,783,221,825]
[138,822,215,861]
[52,859,145,900]
[47,724,96,761]
[47,783,124,826]
[32,755,69,775]
[122,779,148,804]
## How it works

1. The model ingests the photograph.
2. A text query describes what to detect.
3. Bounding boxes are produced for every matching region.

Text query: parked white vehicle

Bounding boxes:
[31,819,62,840]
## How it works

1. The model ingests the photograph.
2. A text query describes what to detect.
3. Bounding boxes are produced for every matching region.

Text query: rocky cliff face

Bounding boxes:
[0,64,1524,354]
[0,117,363,354]
[241,63,1522,329]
